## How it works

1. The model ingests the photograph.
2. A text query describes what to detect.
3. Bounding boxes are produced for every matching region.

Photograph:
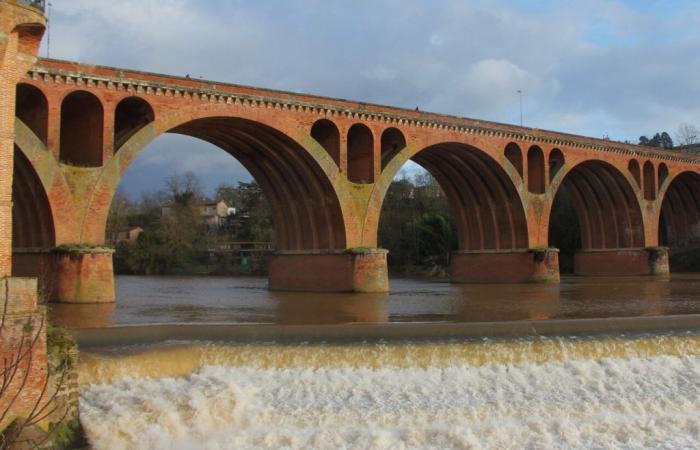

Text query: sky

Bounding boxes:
[38,0,700,198]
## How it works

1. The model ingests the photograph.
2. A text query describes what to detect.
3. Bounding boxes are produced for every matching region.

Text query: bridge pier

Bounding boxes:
[574,248,669,277]
[450,249,560,283]
[50,246,116,303]
[13,246,116,303]
[268,248,389,293]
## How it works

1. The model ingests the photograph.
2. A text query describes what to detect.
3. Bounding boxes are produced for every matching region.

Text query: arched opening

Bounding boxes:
[107,117,346,276]
[60,90,104,167]
[549,160,644,272]
[347,124,374,184]
[527,146,545,194]
[658,172,700,271]
[643,160,656,200]
[380,127,406,170]
[504,143,523,178]
[548,149,564,182]
[11,146,56,282]
[15,83,48,144]
[310,119,340,167]
[378,142,528,277]
[658,163,669,187]
[378,164,456,271]
[114,96,155,150]
[628,159,641,188]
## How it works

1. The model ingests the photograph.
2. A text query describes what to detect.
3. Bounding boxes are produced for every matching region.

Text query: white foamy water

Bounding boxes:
[80,350,700,449]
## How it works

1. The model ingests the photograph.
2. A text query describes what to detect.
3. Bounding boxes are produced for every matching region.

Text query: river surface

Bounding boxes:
[50,274,700,328]
[63,275,700,449]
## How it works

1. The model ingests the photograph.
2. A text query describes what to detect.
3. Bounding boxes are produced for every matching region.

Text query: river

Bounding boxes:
[58,275,700,449]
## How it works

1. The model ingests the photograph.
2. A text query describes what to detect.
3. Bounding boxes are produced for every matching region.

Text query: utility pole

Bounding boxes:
[46,2,52,58]
[517,90,523,127]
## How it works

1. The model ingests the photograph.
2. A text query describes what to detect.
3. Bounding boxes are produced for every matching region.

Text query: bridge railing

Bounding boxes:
[8,0,46,13]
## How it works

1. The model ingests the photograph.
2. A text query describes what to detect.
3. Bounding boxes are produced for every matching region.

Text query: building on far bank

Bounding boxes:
[115,226,144,244]
[162,199,235,230]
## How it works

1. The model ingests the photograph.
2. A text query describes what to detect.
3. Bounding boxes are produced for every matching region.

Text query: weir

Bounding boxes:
[74,332,700,449]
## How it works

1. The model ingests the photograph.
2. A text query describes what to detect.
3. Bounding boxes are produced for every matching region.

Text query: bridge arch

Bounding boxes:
[379,142,528,252]
[527,145,546,194]
[380,127,406,170]
[310,119,340,167]
[114,96,155,150]
[643,160,656,201]
[12,147,55,251]
[347,123,375,184]
[628,159,641,188]
[60,90,104,167]
[549,159,644,251]
[548,149,564,182]
[658,171,700,257]
[13,118,77,245]
[10,123,61,288]
[85,105,348,252]
[16,82,48,144]
[504,143,524,178]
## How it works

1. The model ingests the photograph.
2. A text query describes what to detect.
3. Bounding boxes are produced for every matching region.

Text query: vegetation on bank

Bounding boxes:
[108,170,585,277]
[108,173,272,276]
[109,147,700,277]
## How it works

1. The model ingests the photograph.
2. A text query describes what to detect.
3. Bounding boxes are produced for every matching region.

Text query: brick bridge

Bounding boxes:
[6,17,700,303]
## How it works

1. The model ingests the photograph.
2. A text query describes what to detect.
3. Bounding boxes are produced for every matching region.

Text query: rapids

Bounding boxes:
[78,334,700,449]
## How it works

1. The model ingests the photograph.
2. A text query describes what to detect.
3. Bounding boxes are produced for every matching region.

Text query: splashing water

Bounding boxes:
[79,335,700,449]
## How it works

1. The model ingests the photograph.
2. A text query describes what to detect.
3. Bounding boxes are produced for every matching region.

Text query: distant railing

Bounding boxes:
[14,0,46,12]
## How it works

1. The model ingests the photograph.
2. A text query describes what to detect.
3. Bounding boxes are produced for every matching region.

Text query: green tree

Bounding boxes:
[418,213,456,267]
[235,181,274,243]
[639,132,673,149]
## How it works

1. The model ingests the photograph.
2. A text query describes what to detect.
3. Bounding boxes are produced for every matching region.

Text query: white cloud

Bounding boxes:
[38,0,700,190]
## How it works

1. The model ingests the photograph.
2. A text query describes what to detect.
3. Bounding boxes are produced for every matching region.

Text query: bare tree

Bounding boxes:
[676,123,700,146]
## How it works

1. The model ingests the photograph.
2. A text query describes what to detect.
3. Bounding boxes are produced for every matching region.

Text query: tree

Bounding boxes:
[418,213,456,267]
[676,123,700,146]
[105,188,134,244]
[235,181,274,243]
[165,171,202,201]
[639,132,673,149]
[117,173,211,275]
[377,170,457,271]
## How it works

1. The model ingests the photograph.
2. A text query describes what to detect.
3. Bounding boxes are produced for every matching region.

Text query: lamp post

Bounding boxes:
[517,90,523,127]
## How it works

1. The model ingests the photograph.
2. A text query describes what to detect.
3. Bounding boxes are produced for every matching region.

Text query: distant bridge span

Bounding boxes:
[10,58,700,301]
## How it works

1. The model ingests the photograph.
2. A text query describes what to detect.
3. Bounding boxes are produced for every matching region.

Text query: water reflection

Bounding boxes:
[273,291,389,324]
[49,302,116,328]
[454,283,561,322]
[47,274,700,329]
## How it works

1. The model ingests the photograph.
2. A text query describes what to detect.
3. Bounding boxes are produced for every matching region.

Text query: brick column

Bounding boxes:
[574,248,669,277]
[0,2,46,276]
[269,248,389,293]
[450,249,560,283]
[0,27,17,277]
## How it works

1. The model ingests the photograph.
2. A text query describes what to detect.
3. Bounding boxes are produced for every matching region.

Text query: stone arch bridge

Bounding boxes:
[9,58,700,302]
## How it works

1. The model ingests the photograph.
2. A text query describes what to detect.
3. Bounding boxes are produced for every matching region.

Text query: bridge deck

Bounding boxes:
[30,58,696,164]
